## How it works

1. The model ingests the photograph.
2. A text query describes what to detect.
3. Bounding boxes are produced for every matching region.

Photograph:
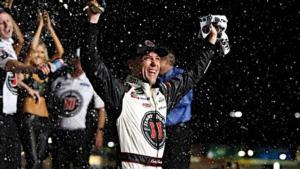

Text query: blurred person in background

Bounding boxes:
[159,49,194,169]
[0,6,49,169]
[17,10,64,169]
[49,55,106,169]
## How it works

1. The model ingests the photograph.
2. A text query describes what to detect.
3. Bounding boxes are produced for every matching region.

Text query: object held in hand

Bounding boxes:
[198,15,228,39]
[198,14,230,55]
[37,59,65,80]
[49,59,64,72]
[217,32,230,55]
[90,3,105,14]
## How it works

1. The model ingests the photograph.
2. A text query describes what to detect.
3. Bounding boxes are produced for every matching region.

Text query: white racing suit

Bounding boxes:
[81,23,221,169]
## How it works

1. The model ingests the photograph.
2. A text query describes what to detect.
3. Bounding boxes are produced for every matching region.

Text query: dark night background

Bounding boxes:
[9,0,299,150]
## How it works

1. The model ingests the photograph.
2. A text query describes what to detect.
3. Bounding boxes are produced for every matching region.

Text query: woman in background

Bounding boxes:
[18,10,64,169]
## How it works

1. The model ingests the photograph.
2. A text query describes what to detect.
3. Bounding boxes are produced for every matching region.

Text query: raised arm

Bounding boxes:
[11,17,24,56]
[29,11,43,53]
[43,10,64,59]
[81,2,125,109]
[161,26,221,111]
[95,106,106,149]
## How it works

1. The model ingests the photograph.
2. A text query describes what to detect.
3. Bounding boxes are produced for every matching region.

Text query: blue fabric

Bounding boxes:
[159,67,193,126]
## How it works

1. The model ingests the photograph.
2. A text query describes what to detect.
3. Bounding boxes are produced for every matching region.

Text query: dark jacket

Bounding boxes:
[81,23,220,168]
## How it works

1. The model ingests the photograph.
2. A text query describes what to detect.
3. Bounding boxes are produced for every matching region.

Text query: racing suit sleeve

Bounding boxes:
[81,23,126,110]
[160,40,220,111]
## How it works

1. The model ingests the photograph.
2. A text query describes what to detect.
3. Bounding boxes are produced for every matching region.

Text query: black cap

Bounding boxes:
[127,40,168,59]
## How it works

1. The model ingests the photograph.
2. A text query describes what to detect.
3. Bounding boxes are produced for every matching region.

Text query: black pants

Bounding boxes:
[0,113,21,169]
[51,129,90,169]
[162,122,193,169]
[19,113,51,169]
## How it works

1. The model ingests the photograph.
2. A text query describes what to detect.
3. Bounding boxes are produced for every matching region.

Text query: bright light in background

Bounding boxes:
[247,149,254,156]
[63,4,68,10]
[279,153,287,160]
[89,155,103,165]
[230,111,243,118]
[207,151,214,159]
[273,162,280,169]
[295,112,300,119]
[235,111,242,117]
[238,150,246,157]
[107,141,115,148]
[48,137,52,144]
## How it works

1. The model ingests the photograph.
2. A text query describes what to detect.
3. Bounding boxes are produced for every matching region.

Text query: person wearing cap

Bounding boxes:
[0,8,50,169]
[81,2,220,168]
[159,49,194,169]
[49,56,106,169]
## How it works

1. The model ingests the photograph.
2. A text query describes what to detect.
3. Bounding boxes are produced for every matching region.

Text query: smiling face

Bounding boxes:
[0,12,13,40]
[129,52,161,86]
[30,44,47,66]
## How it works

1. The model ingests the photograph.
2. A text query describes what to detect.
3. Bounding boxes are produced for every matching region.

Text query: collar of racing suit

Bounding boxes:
[125,75,161,88]
[125,75,161,100]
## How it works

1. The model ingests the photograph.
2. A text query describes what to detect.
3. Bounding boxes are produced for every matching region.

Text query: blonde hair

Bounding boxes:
[37,41,49,61]
[26,41,49,66]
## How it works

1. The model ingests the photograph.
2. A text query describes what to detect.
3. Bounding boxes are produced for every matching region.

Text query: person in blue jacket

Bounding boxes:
[159,49,194,169]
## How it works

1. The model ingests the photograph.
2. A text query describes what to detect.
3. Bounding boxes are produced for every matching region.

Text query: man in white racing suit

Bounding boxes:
[81,2,222,168]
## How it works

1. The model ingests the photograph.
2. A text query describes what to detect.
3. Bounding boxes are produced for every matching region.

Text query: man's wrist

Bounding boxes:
[89,16,100,24]
[97,127,105,133]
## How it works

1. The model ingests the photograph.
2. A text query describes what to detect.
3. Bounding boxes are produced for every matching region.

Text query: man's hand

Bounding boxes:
[39,63,51,74]
[207,25,218,45]
[84,0,103,24]
[36,64,50,80]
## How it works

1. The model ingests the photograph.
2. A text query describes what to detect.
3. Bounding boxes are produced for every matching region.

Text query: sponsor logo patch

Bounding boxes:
[6,72,18,95]
[158,97,165,102]
[59,90,83,117]
[130,91,149,100]
[142,103,151,108]
[80,82,90,87]
[141,111,166,150]
[158,106,167,110]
